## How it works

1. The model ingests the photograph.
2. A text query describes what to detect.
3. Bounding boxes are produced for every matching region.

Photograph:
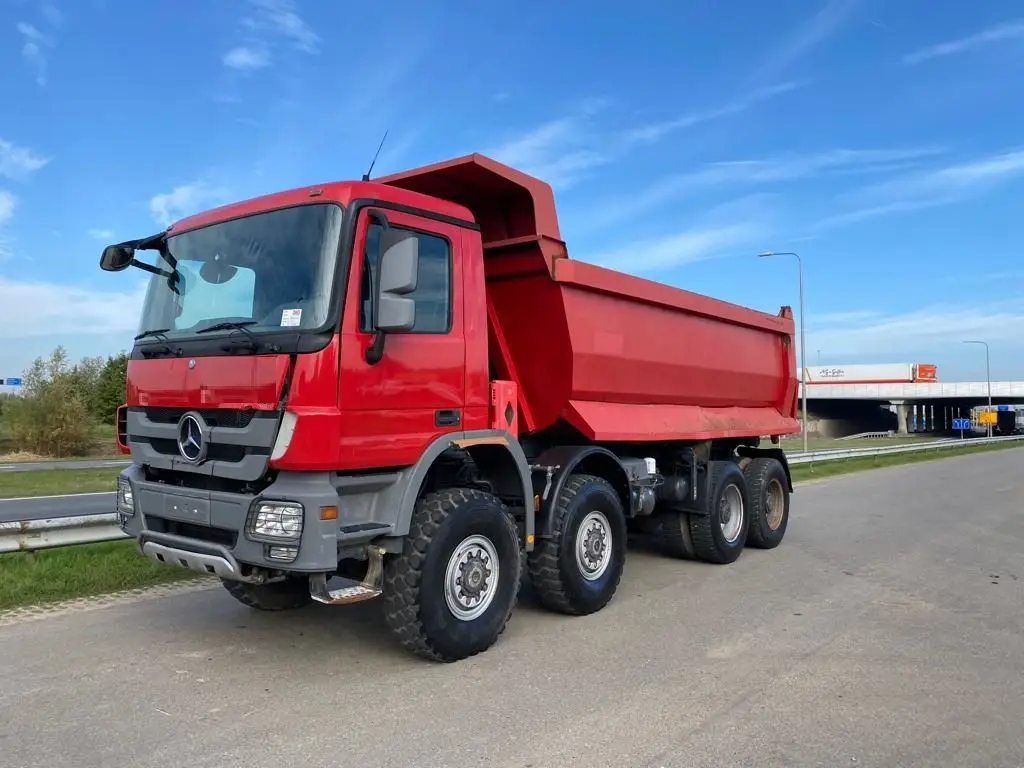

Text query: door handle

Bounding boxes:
[435,409,461,427]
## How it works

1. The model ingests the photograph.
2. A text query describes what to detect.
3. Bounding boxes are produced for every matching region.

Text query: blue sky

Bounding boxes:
[2,0,1024,383]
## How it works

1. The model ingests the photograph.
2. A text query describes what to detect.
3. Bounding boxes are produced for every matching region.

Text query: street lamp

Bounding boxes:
[962,340,992,437]
[758,250,807,453]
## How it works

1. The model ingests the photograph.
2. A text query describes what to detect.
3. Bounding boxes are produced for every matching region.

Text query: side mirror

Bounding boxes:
[375,229,419,332]
[100,245,135,272]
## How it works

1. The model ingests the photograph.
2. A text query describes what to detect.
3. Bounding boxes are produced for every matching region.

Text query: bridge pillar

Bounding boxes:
[892,401,909,435]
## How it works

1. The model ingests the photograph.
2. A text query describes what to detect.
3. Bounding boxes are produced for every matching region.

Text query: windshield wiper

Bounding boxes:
[196,320,258,338]
[134,328,171,342]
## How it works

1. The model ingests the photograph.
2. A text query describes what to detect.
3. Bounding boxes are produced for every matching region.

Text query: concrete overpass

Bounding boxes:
[799,381,1024,437]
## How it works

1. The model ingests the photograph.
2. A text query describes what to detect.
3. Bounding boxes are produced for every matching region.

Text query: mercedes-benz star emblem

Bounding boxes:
[176,412,208,463]
[188,359,197,369]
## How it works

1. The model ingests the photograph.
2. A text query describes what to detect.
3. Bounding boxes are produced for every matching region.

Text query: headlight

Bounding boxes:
[117,477,135,517]
[247,501,304,541]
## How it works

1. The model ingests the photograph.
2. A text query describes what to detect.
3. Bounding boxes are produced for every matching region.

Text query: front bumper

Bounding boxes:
[116,465,344,574]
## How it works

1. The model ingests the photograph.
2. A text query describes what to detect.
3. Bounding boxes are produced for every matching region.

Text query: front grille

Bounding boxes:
[145,516,238,548]
[143,407,256,429]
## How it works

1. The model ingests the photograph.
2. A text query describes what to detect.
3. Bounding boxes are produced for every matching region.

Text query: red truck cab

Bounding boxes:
[103,153,798,662]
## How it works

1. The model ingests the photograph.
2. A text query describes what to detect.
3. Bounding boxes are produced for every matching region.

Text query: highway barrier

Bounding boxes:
[3,434,1023,552]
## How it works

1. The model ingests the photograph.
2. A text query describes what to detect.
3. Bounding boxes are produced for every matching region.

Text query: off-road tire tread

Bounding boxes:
[660,511,695,560]
[221,576,312,611]
[743,457,788,549]
[688,462,748,564]
[382,488,522,663]
[527,473,625,616]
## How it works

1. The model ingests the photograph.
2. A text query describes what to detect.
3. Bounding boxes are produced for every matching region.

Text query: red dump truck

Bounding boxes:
[102,153,800,662]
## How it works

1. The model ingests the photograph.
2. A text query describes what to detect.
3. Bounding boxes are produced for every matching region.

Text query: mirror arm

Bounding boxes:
[131,259,174,279]
[364,330,387,365]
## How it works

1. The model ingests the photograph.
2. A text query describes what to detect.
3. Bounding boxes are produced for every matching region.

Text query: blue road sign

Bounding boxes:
[4,377,22,386]
[952,418,971,431]
[997,404,1010,412]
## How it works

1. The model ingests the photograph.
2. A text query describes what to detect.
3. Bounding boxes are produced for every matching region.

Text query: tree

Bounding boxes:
[5,347,94,457]
[93,352,129,424]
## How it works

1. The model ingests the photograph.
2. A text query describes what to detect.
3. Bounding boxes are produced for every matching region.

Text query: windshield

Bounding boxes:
[136,203,344,339]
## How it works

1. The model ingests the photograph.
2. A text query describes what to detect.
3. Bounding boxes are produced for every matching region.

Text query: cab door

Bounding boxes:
[336,206,466,470]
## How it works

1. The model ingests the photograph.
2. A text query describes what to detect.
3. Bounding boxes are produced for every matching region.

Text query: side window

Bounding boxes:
[359,223,452,333]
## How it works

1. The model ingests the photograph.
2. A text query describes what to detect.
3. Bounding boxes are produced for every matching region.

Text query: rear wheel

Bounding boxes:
[742,457,790,549]
[527,473,627,615]
[221,575,312,611]
[382,488,522,662]
[687,460,750,564]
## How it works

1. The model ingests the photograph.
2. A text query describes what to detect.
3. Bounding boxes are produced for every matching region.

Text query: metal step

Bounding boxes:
[309,545,385,605]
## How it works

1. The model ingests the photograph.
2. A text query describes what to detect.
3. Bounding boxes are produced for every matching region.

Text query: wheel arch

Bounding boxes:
[394,430,535,551]
[531,445,631,539]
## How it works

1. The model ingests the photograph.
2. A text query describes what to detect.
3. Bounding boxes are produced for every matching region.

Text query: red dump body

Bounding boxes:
[380,155,800,443]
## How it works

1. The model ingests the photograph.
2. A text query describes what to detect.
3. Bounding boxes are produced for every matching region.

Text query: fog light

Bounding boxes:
[247,501,304,542]
[117,477,135,518]
[266,545,299,562]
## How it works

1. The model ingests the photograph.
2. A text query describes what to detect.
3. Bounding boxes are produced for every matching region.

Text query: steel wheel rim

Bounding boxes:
[719,484,744,544]
[444,534,500,622]
[765,479,785,530]
[575,510,612,581]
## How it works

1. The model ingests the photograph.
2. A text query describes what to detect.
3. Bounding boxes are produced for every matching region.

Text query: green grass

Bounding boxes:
[790,438,1022,482]
[0,540,205,612]
[0,468,121,498]
[0,420,122,462]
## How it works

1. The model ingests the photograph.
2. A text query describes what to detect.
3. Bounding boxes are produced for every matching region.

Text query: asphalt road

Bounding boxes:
[1,449,1022,768]
[0,492,114,523]
[0,458,129,473]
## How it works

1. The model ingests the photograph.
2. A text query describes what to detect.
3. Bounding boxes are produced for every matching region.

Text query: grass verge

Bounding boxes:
[0,540,205,612]
[0,468,121,498]
[790,438,1023,482]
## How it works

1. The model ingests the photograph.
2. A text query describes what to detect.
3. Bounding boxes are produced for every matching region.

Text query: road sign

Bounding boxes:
[997,404,1011,412]
[4,378,21,386]
[952,418,971,431]
[978,411,998,425]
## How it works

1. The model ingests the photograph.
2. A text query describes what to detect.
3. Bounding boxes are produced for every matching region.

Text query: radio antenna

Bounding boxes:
[361,129,389,181]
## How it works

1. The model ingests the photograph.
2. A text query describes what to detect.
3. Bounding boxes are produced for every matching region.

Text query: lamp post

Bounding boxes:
[962,340,992,437]
[758,251,807,453]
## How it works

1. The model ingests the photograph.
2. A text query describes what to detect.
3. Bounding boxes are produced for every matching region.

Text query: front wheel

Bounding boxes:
[527,473,627,616]
[382,488,522,663]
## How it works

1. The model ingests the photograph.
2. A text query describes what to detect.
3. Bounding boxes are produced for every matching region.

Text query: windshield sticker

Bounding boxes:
[281,308,302,327]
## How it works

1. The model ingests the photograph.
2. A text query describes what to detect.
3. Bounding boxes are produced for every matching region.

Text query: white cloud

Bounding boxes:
[0,277,147,339]
[572,146,941,236]
[810,300,1024,358]
[223,45,270,71]
[17,22,54,86]
[816,149,1024,229]
[625,82,802,146]
[903,19,1024,65]
[149,181,229,227]
[756,0,861,82]
[88,228,115,240]
[586,220,768,275]
[0,191,14,225]
[0,138,51,181]
[232,0,319,66]
[487,101,612,189]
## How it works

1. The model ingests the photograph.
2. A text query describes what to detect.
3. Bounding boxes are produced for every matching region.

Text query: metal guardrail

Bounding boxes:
[0,513,126,553]
[786,433,1024,464]
[2,435,1023,552]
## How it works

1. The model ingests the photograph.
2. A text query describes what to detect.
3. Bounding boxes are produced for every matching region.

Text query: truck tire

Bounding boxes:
[527,473,627,616]
[742,457,789,549]
[659,512,696,560]
[687,461,750,564]
[382,488,522,663]
[221,576,312,611]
